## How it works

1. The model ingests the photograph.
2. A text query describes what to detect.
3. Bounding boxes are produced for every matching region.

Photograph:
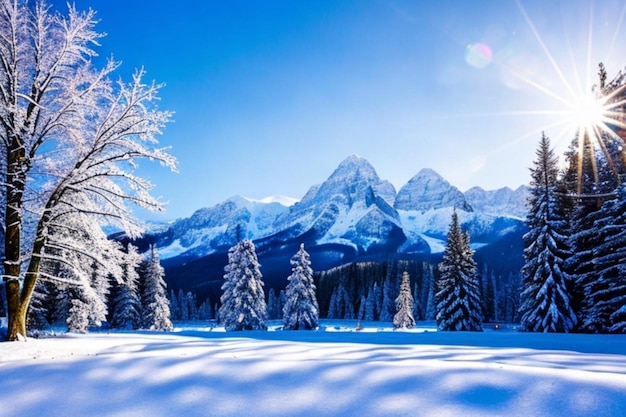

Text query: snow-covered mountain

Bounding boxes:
[150,155,527,260]
[395,168,473,212]
[464,186,529,220]
[156,195,291,259]
[145,155,528,301]
[269,155,403,252]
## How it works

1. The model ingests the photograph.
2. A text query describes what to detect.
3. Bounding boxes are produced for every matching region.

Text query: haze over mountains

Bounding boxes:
[141,155,529,300]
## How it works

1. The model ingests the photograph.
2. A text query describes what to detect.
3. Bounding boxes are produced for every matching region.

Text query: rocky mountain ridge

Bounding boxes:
[150,155,528,260]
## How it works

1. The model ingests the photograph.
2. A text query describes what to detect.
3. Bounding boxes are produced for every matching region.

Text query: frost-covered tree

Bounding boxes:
[364,282,378,321]
[436,211,483,331]
[584,184,626,333]
[140,247,173,331]
[283,244,319,330]
[110,245,142,330]
[519,133,577,333]
[267,288,282,320]
[379,278,395,322]
[0,0,176,341]
[197,298,213,320]
[393,271,415,329]
[218,240,267,331]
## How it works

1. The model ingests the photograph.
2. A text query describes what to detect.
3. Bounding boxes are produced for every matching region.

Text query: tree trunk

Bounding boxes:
[5,279,26,340]
[3,142,29,341]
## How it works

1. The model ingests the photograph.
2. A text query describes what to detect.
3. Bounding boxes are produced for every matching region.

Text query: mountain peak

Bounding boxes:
[394,168,472,212]
[330,155,378,180]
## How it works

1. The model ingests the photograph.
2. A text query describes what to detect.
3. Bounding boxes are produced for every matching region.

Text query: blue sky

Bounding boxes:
[62,0,626,220]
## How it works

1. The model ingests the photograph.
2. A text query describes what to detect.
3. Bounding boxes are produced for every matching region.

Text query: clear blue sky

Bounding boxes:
[60,0,626,220]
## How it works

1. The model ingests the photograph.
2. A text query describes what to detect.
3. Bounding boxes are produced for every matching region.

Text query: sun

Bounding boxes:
[569,90,607,136]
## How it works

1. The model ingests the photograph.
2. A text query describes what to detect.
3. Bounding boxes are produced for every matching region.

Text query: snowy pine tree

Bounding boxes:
[519,133,577,333]
[267,288,282,320]
[110,245,142,330]
[364,282,378,321]
[585,184,626,333]
[282,244,319,330]
[393,271,415,329]
[379,278,395,322]
[436,211,483,331]
[218,240,267,331]
[140,247,173,331]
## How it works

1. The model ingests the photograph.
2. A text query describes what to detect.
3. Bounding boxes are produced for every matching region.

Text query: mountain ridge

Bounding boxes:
[139,155,528,303]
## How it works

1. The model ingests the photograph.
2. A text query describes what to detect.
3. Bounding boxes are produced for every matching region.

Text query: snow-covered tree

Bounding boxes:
[393,271,415,329]
[436,211,483,331]
[197,298,213,320]
[0,0,176,341]
[364,282,379,321]
[283,244,319,330]
[140,247,173,331]
[519,133,577,333]
[584,184,626,333]
[110,245,142,330]
[379,278,395,322]
[218,240,267,331]
[267,288,282,319]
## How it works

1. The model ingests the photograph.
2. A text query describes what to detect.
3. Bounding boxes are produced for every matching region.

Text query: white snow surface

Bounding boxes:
[1,320,626,417]
[244,195,299,206]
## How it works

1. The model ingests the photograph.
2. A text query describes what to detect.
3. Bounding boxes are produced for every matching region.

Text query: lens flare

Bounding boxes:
[465,43,493,69]
[508,0,626,196]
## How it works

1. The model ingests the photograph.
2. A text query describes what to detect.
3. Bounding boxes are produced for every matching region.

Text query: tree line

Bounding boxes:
[27,246,172,334]
[519,67,626,334]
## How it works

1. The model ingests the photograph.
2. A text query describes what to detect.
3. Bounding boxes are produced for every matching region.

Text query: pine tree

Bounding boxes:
[140,246,173,331]
[379,278,395,322]
[218,240,267,331]
[436,211,483,331]
[519,133,577,332]
[364,282,378,321]
[357,295,367,321]
[585,184,626,333]
[267,288,282,320]
[169,289,181,321]
[393,271,415,329]
[282,244,320,330]
[110,245,142,330]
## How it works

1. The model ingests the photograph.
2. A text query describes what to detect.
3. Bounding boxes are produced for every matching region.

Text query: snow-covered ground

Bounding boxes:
[1,320,626,417]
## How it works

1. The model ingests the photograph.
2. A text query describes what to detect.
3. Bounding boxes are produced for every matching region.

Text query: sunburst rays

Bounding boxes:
[512,1,626,196]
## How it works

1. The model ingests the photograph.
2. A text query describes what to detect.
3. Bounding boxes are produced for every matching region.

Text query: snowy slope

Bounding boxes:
[1,323,625,417]
[157,195,292,259]
[395,168,473,212]
[465,185,530,220]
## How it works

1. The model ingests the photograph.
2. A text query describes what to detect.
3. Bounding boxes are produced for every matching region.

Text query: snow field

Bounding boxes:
[1,322,626,417]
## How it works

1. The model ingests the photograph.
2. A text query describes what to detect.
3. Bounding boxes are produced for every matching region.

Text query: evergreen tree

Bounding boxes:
[66,261,111,333]
[169,289,181,321]
[282,244,319,330]
[393,271,415,329]
[110,245,142,330]
[267,288,282,320]
[140,246,173,331]
[519,133,577,332]
[379,278,395,322]
[357,295,367,321]
[326,287,338,319]
[425,264,437,321]
[436,211,483,331]
[364,282,378,321]
[218,240,267,331]
[585,184,626,333]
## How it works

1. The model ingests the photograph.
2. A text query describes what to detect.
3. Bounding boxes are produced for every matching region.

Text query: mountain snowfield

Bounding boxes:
[152,155,529,260]
[1,322,625,417]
